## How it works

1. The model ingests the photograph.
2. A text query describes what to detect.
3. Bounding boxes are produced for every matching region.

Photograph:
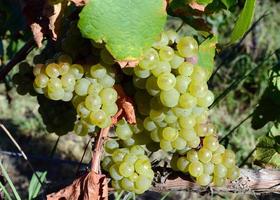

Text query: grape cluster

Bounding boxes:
[33,54,83,101]
[171,133,240,186]
[102,144,154,194]
[126,30,214,152]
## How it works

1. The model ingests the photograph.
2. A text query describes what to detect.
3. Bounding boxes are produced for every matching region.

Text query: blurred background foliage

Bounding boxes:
[0,0,280,199]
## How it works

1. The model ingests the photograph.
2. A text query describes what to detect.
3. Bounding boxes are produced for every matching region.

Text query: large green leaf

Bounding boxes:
[78,0,166,61]
[254,135,280,168]
[230,0,256,43]
[198,36,217,78]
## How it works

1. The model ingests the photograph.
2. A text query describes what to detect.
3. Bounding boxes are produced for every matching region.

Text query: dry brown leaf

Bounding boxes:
[43,3,62,40]
[117,60,139,68]
[47,172,108,200]
[189,2,205,11]
[114,85,136,124]
[30,23,44,48]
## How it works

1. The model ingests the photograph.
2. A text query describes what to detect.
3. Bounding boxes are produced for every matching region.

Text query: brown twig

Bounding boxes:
[0,38,35,81]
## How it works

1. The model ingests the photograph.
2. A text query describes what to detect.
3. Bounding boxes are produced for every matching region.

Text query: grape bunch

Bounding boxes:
[33,54,83,101]
[102,143,154,194]
[126,30,214,152]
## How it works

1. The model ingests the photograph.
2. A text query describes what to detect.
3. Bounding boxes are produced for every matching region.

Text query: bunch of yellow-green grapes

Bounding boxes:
[102,143,154,194]
[33,54,84,101]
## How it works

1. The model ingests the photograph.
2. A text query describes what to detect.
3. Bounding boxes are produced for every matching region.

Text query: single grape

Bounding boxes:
[130,145,145,156]
[170,53,184,69]
[187,149,199,162]
[213,175,225,187]
[77,102,90,118]
[75,78,91,96]
[211,153,222,164]
[160,88,180,107]
[179,93,197,109]
[197,90,214,107]
[214,164,227,178]
[120,178,134,191]
[177,157,189,172]
[90,64,107,78]
[102,103,118,116]
[159,46,174,61]
[124,153,138,164]
[162,127,178,141]
[105,139,119,153]
[177,36,198,58]
[99,88,118,104]
[222,153,236,168]
[160,139,173,152]
[58,63,70,75]
[203,135,219,151]
[116,120,133,140]
[112,148,129,162]
[157,72,176,91]
[178,116,196,129]
[151,61,171,77]
[45,63,60,78]
[227,166,240,180]
[47,77,62,91]
[109,164,123,180]
[178,62,194,76]
[188,161,203,177]
[139,48,159,70]
[195,123,208,137]
[70,64,84,79]
[143,117,157,131]
[186,136,200,148]
[134,66,151,78]
[197,174,212,186]
[85,94,102,111]
[198,147,212,163]
[34,73,49,88]
[203,162,214,174]
[175,75,191,93]
[119,162,134,177]
[189,83,208,98]
[135,159,151,175]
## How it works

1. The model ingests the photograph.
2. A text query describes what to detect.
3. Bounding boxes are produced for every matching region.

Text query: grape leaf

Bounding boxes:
[197,36,217,78]
[78,0,166,61]
[254,135,280,168]
[230,0,256,43]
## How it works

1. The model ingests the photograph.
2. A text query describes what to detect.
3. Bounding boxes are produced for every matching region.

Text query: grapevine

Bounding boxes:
[0,0,265,199]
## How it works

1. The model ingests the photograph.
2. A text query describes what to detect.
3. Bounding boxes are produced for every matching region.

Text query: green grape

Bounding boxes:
[129,172,139,182]
[101,156,113,171]
[85,94,102,111]
[135,159,151,175]
[48,87,64,100]
[188,161,203,177]
[90,64,107,78]
[172,107,192,117]
[120,178,134,191]
[130,145,145,156]
[150,129,161,142]
[98,74,115,88]
[105,139,119,153]
[134,66,151,78]
[164,110,177,124]
[160,88,179,107]
[175,75,191,93]
[195,123,208,137]
[187,149,199,162]
[157,72,176,91]
[186,136,200,148]
[109,164,123,180]
[160,139,173,152]
[227,166,240,180]
[143,117,157,131]
[203,162,214,174]
[171,136,186,150]
[177,157,189,172]
[197,174,212,186]
[135,175,152,191]
[153,32,169,49]
[99,88,118,104]
[166,30,178,44]
[203,135,219,151]
[72,95,85,108]
[47,77,62,91]
[34,73,49,88]
[146,169,154,179]
[102,103,118,116]
[179,128,196,141]
[159,46,174,61]
[33,84,44,94]
[150,109,165,122]
[191,66,207,82]
[206,123,216,136]
[45,63,60,78]
[58,63,70,75]
[61,73,75,89]
[198,147,212,163]
[88,81,103,95]
[211,153,222,164]
[58,54,72,64]
[162,127,178,141]
[77,103,91,118]
[170,53,184,69]
[178,115,196,129]
[119,162,134,177]
[75,78,91,96]
[213,175,225,187]
[33,64,45,76]
[222,153,236,168]
[151,61,171,77]
[89,110,108,128]
[197,90,214,107]
[133,76,147,89]
[215,145,225,154]
[223,149,236,159]
[73,120,89,136]
[124,153,138,164]
[178,62,194,76]
[189,83,208,98]
[70,64,84,79]
[177,36,198,58]
[195,110,209,124]
[146,76,160,96]
[179,93,197,109]
[116,120,133,140]
[62,92,73,102]
[214,164,227,178]
[139,48,159,70]
[112,148,129,162]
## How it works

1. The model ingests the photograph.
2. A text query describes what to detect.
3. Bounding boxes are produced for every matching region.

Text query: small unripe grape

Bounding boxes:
[116,120,133,140]
[124,153,138,164]
[47,77,62,91]
[134,66,151,78]
[120,178,134,191]
[34,73,49,88]
[160,88,179,107]
[75,78,90,96]
[139,48,159,70]
[227,166,240,180]
[178,62,194,76]
[215,145,225,154]
[105,140,119,153]
[179,93,197,109]
[102,103,118,116]
[150,129,161,142]
[143,117,157,131]
[175,75,191,93]
[61,73,75,89]
[213,175,225,187]
[99,88,118,103]
[203,162,214,174]
[214,164,227,178]
[157,72,176,91]
[189,83,208,98]
[112,148,129,163]
[197,90,215,107]
[70,64,84,79]
[130,145,145,156]
[203,135,219,151]
[135,159,151,175]
[159,46,174,61]
[101,156,113,171]
[195,123,208,137]
[177,157,189,172]
[197,174,212,186]
[177,36,198,58]
[187,149,199,162]
[198,148,212,163]
[109,164,123,180]
[45,63,60,78]
[119,162,134,177]
[151,61,171,77]
[89,110,107,127]
[153,32,169,49]
[77,102,90,118]
[85,94,102,111]
[58,63,70,75]
[211,153,222,164]
[98,74,115,88]
[170,54,184,69]
[162,127,178,141]
[171,136,187,150]
[135,175,152,191]
[160,139,173,152]
[222,154,236,168]
[179,128,196,141]
[90,64,106,78]
[191,66,207,82]
[186,136,200,148]
[188,161,203,177]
